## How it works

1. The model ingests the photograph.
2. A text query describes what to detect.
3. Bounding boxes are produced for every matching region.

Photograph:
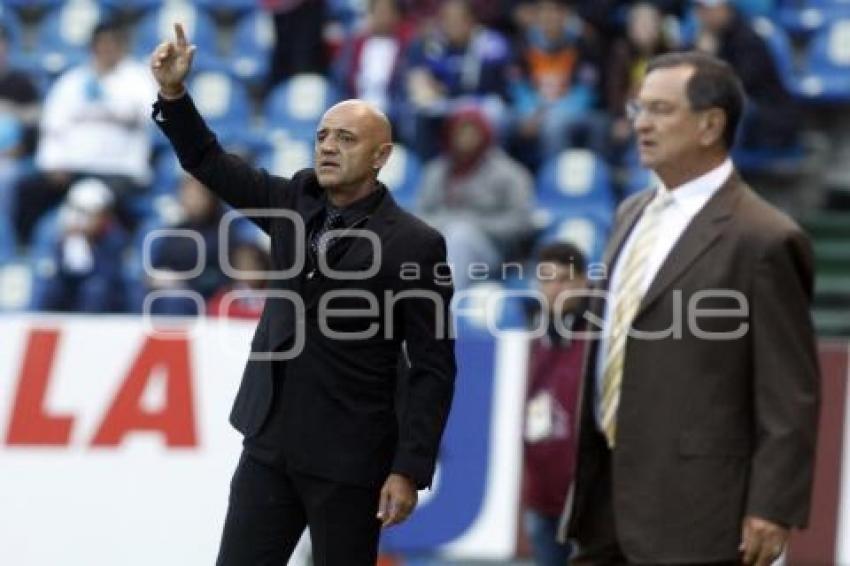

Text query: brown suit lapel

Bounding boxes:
[601,190,655,291]
[635,172,743,318]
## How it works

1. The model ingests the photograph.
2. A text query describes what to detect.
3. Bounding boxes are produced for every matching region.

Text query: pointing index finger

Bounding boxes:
[174,23,188,47]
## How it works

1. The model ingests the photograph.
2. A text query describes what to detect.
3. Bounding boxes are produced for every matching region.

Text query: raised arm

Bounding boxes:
[149,24,291,233]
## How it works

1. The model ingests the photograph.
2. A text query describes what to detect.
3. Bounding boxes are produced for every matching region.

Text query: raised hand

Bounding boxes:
[150,23,196,98]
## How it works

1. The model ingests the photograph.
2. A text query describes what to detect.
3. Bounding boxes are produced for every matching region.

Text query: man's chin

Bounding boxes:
[316,173,342,188]
[638,153,660,169]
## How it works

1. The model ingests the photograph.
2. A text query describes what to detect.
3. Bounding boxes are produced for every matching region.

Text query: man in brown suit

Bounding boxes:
[561,51,820,565]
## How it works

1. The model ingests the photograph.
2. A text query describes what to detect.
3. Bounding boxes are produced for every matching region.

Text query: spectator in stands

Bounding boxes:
[0,23,40,261]
[605,2,673,161]
[145,175,235,315]
[208,242,272,319]
[403,0,530,36]
[12,20,156,246]
[266,0,327,90]
[511,0,606,166]
[575,0,685,37]
[30,178,128,313]
[0,24,39,157]
[403,0,514,158]
[521,241,587,566]
[333,0,414,119]
[694,0,800,149]
[416,107,534,289]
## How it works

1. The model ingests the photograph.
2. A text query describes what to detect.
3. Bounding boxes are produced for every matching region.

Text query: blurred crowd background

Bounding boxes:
[0,0,848,337]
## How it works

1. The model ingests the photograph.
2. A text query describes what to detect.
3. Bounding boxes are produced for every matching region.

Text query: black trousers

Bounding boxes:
[216,451,382,566]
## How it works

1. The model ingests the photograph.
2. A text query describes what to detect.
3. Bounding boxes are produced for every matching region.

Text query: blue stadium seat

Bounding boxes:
[0,5,23,50]
[264,74,340,141]
[751,17,804,97]
[31,1,112,75]
[132,2,218,60]
[193,0,258,18]
[378,144,421,210]
[187,67,252,135]
[27,208,62,310]
[736,0,776,16]
[98,0,160,15]
[151,151,183,196]
[778,0,850,33]
[4,0,64,10]
[256,130,314,178]
[797,19,850,101]
[535,149,616,215]
[536,209,612,263]
[326,0,366,31]
[732,143,807,173]
[229,9,274,85]
[623,164,655,197]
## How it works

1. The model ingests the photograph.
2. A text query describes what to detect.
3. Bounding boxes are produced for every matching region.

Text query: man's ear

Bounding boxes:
[700,108,726,147]
[373,143,393,171]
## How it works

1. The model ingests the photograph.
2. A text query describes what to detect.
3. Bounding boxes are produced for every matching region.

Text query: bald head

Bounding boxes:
[314,99,394,202]
[322,99,392,146]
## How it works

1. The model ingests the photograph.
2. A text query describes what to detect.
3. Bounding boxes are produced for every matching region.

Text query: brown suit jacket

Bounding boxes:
[561,172,820,563]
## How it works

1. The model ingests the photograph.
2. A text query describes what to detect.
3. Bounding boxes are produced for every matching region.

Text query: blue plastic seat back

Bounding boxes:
[536,208,613,264]
[264,74,341,141]
[229,9,275,84]
[32,1,111,75]
[256,129,315,178]
[798,18,850,100]
[535,149,616,214]
[377,144,422,210]
[133,2,218,59]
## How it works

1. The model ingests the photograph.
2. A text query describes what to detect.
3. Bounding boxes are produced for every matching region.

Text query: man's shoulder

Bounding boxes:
[733,182,807,246]
[615,188,653,220]
[283,168,323,197]
[393,206,442,239]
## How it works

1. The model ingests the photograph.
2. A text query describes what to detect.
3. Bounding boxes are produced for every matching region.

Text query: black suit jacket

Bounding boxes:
[562,173,820,563]
[152,94,456,489]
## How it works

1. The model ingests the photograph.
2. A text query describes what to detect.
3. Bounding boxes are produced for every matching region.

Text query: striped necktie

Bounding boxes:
[310,208,345,258]
[600,189,673,447]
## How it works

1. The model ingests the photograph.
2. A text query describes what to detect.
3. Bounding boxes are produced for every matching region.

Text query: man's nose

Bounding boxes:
[634,113,653,134]
[318,138,338,154]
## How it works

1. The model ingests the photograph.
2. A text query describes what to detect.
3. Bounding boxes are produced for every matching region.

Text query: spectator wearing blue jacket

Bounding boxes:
[510,0,607,166]
[31,178,129,313]
[403,0,514,158]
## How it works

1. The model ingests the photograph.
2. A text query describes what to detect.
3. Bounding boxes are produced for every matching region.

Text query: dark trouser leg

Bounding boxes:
[267,0,326,89]
[216,452,308,566]
[293,471,382,566]
[570,447,628,566]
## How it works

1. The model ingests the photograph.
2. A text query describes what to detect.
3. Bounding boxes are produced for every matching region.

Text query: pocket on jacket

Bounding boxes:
[678,432,751,457]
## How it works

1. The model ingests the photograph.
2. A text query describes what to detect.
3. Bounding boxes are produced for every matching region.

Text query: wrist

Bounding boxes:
[159,84,186,100]
[391,472,417,489]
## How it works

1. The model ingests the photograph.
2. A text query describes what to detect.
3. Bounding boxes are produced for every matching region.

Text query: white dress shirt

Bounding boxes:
[594,158,734,428]
[36,58,157,184]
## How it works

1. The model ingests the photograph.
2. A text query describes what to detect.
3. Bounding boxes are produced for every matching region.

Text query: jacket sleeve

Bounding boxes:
[746,228,820,528]
[151,93,295,233]
[392,233,457,489]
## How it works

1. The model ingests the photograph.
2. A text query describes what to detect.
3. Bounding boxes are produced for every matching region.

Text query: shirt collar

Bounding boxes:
[325,184,386,227]
[658,158,733,218]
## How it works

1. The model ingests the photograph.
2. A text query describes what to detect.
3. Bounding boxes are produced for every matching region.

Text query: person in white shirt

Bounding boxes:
[13,20,156,244]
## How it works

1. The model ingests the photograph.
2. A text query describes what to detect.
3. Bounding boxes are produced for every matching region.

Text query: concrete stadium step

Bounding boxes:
[813,240,850,276]
[803,212,850,240]
[813,307,850,337]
